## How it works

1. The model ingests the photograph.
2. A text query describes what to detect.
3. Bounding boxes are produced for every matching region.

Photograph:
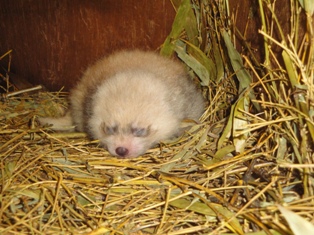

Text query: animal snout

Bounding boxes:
[115,147,129,157]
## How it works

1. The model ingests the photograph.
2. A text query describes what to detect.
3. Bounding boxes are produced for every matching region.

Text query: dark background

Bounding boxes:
[0,0,176,90]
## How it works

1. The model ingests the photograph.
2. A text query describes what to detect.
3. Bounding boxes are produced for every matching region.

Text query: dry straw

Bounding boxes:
[1,0,314,234]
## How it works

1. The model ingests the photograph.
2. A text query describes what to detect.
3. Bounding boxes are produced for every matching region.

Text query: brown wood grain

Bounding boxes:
[0,0,175,90]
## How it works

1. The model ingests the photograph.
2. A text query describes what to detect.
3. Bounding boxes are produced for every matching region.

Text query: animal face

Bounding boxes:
[86,71,182,158]
[99,122,156,158]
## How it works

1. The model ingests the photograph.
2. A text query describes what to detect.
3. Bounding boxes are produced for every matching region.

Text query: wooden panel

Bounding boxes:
[0,0,175,90]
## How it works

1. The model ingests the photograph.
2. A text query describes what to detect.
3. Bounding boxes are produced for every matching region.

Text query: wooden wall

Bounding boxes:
[0,0,176,91]
[1,0,306,91]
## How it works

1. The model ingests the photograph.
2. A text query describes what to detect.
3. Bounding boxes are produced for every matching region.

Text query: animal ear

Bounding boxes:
[101,122,118,135]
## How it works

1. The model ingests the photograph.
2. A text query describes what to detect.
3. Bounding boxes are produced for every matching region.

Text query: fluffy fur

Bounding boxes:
[40,50,205,158]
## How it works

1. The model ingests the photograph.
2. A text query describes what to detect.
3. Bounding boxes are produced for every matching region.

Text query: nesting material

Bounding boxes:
[1,0,314,234]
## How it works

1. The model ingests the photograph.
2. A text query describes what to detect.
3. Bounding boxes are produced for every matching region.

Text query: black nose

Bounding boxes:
[115,147,129,157]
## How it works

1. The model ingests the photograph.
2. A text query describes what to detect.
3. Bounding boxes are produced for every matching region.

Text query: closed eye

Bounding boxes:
[101,123,118,135]
[131,127,149,137]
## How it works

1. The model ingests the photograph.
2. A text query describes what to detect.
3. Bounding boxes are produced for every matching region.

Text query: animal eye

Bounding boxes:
[131,127,149,137]
[101,123,118,135]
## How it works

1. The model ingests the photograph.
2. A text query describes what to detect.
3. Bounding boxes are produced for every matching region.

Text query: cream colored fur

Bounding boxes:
[40,50,205,158]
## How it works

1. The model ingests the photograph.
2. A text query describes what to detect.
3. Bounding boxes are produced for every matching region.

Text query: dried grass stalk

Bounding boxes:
[1,0,314,234]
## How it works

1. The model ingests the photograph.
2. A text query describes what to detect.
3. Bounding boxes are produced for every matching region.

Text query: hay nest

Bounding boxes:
[1,0,314,234]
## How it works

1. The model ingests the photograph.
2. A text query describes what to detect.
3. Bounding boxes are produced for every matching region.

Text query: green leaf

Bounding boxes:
[222,30,252,93]
[161,0,198,57]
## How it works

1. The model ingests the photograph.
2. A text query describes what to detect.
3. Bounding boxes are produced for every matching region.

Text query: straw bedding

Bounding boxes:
[1,0,314,234]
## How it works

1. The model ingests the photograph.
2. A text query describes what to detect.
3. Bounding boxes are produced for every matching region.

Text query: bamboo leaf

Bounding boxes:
[175,40,210,85]
[298,0,314,15]
[222,30,252,93]
[279,205,314,235]
[161,0,198,57]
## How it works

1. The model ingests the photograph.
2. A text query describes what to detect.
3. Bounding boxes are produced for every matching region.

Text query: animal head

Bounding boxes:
[87,72,180,158]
